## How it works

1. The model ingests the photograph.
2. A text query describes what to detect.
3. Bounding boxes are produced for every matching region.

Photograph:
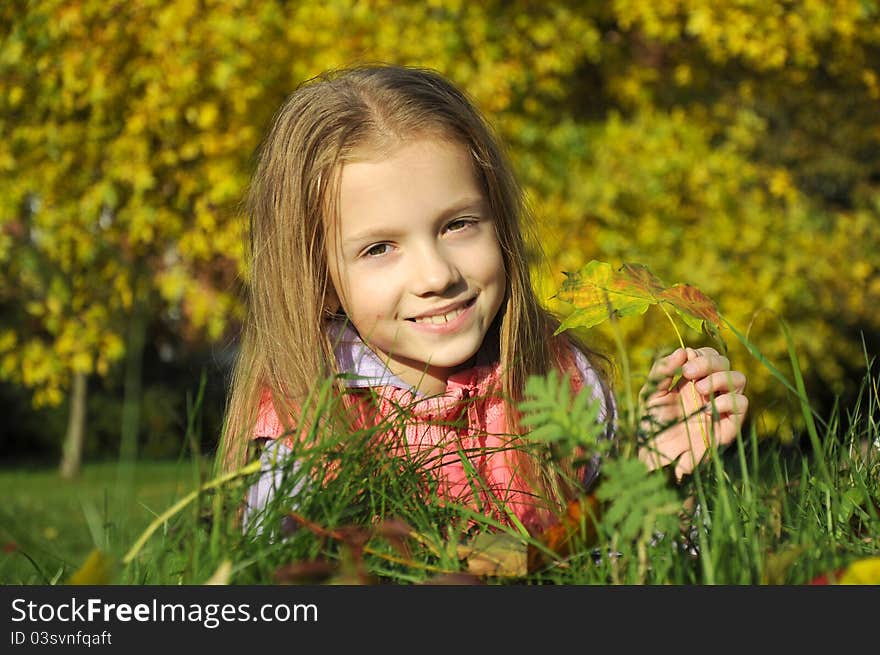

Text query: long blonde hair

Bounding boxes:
[218,64,611,510]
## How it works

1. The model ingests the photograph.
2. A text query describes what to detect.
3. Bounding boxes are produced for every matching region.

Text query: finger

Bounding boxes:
[701,394,749,449]
[669,426,712,480]
[693,370,747,395]
[644,347,688,391]
[639,438,678,471]
[704,392,749,418]
[644,392,683,410]
[687,346,729,370]
[672,420,726,479]
[641,403,684,430]
[674,450,699,482]
[647,416,705,453]
[682,348,730,381]
[672,393,749,481]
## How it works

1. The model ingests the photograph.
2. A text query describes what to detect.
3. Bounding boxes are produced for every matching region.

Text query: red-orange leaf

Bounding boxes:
[527,493,602,572]
[659,283,721,328]
[554,260,723,340]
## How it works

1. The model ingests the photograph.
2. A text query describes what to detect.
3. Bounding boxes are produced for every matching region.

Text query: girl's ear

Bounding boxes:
[323,283,343,316]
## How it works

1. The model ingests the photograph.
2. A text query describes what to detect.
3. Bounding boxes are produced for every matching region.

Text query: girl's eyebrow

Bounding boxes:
[342,196,488,247]
[343,227,404,248]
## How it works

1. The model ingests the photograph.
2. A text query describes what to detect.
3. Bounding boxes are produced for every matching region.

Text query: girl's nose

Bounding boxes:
[410,245,462,296]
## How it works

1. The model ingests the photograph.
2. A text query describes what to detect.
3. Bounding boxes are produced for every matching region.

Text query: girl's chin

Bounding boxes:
[402,349,481,374]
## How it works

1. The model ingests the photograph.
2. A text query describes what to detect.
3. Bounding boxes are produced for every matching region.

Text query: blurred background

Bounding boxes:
[1,0,878,478]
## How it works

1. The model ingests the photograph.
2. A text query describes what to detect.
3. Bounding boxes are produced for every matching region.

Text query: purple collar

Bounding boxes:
[327,318,497,396]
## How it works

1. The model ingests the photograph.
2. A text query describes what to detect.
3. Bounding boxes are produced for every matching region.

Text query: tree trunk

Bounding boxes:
[117,281,148,489]
[59,371,87,479]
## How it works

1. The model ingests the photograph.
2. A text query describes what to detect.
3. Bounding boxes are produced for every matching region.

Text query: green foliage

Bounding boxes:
[529,109,876,439]
[519,369,607,463]
[4,358,880,585]
[595,457,681,546]
[1,0,877,446]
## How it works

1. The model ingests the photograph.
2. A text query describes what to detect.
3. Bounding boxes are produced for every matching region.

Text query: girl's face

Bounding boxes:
[327,137,506,395]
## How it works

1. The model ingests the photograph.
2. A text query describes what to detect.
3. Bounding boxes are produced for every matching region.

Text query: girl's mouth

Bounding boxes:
[405,297,477,327]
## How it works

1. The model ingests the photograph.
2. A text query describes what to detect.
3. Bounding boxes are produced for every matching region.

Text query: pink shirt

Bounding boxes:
[249,325,611,536]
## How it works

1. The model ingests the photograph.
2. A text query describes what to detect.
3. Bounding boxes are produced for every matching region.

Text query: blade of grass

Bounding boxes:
[123,459,261,565]
[779,319,832,485]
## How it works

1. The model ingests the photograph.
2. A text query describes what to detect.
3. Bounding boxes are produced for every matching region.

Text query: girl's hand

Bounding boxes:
[637,347,748,482]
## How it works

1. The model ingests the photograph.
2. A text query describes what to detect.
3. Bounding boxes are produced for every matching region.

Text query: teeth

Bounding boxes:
[413,305,466,324]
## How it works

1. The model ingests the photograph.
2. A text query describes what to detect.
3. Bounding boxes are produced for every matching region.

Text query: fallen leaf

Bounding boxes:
[528,494,602,572]
[68,548,116,585]
[762,544,806,585]
[274,559,337,584]
[204,560,232,585]
[373,517,415,559]
[420,572,484,585]
[457,532,527,577]
[839,557,880,585]
[807,569,845,585]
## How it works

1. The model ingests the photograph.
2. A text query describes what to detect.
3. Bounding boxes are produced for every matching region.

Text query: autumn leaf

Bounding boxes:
[373,517,417,559]
[839,557,880,585]
[420,572,484,585]
[807,557,880,585]
[68,548,116,585]
[658,282,722,331]
[274,559,337,585]
[555,260,722,336]
[761,544,806,585]
[527,494,602,572]
[554,261,654,332]
[283,512,432,583]
[204,560,233,585]
[456,532,528,577]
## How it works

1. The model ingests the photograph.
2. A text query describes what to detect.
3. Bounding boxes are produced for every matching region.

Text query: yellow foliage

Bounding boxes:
[0,0,876,436]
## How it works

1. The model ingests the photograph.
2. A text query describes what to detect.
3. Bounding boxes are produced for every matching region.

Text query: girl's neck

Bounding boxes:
[329,316,498,396]
[385,354,478,396]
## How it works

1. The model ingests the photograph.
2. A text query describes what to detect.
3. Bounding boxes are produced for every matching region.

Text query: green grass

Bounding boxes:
[3,340,879,585]
[0,459,200,584]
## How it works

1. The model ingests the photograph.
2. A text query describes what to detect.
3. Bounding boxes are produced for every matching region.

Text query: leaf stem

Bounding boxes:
[658,302,686,352]
[658,302,711,450]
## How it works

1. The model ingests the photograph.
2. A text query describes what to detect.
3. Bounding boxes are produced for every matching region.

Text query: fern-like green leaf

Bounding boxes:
[596,458,679,544]
[519,370,606,461]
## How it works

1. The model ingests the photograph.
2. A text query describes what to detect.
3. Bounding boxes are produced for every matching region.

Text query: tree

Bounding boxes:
[2,0,876,471]
[0,0,280,474]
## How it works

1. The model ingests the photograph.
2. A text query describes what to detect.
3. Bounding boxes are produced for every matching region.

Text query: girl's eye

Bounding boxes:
[363,243,391,258]
[446,218,475,233]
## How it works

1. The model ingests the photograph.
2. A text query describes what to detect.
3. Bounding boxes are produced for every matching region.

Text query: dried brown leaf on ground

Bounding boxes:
[457,532,528,577]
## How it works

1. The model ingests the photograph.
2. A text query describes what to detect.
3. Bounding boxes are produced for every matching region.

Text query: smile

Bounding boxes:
[406,297,476,325]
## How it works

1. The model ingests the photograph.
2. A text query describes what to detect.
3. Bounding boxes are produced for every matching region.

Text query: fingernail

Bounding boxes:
[683,362,696,375]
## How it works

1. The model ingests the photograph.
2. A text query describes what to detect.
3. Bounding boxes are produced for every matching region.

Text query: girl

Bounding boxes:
[219,64,749,537]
